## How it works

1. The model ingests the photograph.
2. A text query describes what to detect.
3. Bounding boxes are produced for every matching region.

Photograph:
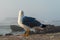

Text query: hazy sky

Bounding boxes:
[0,0,60,22]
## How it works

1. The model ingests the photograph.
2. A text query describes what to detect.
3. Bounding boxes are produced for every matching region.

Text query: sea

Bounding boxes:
[0,25,25,35]
[0,25,11,35]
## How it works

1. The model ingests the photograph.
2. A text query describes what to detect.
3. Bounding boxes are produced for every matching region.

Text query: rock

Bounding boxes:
[33,25,56,33]
[10,25,24,32]
[5,33,13,36]
[0,35,3,36]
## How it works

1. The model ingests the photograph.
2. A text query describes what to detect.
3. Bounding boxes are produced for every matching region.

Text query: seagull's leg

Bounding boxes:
[22,29,30,37]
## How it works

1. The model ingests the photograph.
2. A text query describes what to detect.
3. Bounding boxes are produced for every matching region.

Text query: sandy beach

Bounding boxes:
[0,32,60,40]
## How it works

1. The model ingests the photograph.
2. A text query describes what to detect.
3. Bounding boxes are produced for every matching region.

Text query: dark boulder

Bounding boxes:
[10,25,24,32]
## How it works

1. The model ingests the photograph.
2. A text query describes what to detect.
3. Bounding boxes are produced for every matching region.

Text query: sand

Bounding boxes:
[0,33,60,40]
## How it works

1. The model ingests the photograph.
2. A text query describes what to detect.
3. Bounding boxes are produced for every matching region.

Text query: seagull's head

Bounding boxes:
[19,10,24,16]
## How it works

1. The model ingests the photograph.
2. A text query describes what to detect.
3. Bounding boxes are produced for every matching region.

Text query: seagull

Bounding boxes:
[17,10,45,37]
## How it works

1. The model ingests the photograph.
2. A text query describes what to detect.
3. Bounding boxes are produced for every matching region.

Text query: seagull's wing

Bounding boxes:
[22,16,41,28]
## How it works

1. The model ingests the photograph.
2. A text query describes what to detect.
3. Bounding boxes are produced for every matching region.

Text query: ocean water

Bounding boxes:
[0,25,12,35]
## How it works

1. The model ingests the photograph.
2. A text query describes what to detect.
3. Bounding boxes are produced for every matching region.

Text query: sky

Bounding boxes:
[0,0,60,23]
